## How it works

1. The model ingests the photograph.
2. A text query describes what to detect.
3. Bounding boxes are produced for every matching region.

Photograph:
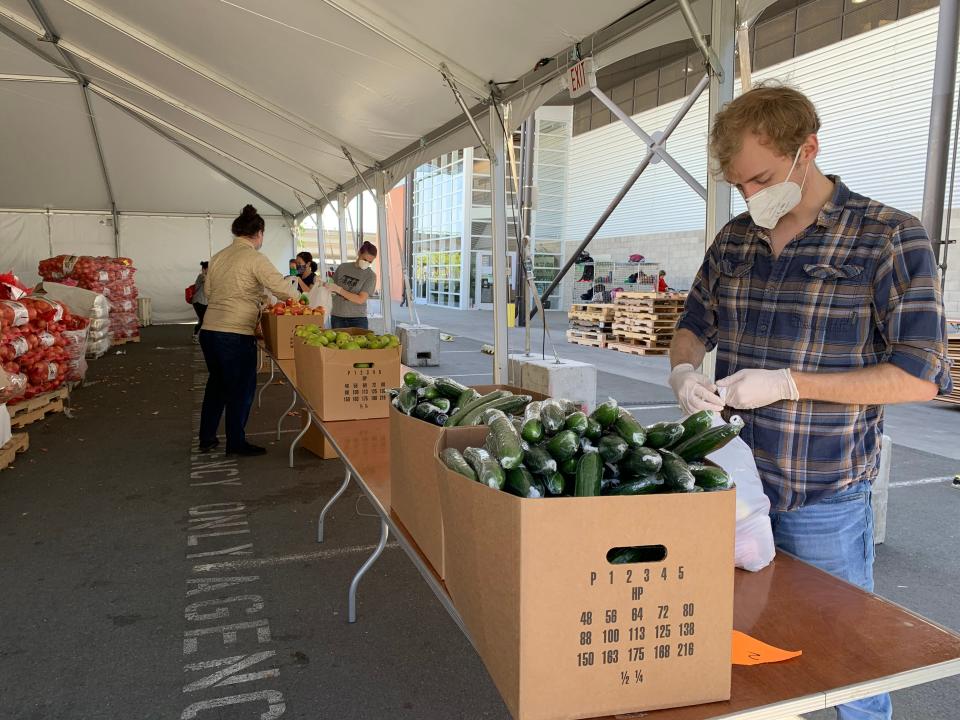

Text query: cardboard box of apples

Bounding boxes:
[295,324,400,350]
[260,298,325,359]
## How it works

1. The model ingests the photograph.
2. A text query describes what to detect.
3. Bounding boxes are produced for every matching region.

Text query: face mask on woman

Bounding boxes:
[357,259,372,270]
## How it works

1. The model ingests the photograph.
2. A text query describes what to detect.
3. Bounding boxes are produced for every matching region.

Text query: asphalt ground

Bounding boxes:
[0,323,956,719]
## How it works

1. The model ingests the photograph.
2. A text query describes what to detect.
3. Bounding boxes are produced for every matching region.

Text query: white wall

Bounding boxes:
[564,7,960,315]
[0,211,295,324]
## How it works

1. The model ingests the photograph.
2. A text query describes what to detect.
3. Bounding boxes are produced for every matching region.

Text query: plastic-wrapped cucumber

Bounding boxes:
[584,417,603,442]
[453,388,481,414]
[598,434,629,463]
[431,397,452,413]
[520,401,544,443]
[559,456,578,477]
[687,462,733,490]
[446,390,510,427]
[619,447,663,476]
[523,444,557,475]
[677,409,715,445]
[614,409,647,448]
[460,394,531,426]
[644,421,685,449]
[564,411,589,436]
[397,385,419,414]
[546,430,579,461]
[440,448,477,481]
[403,370,432,388]
[574,450,603,497]
[658,449,696,492]
[506,467,545,498]
[482,409,524,469]
[412,402,448,425]
[388,387,400,400]
[590,397,619,428]
[608,474,663,495]
[542,471,565,496]
[671,417,745,461]
[540,399,567,434]
[463,447,506,490]
[434,377,469,399]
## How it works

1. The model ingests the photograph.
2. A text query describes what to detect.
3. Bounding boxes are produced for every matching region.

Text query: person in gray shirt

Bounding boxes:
[329,241,378,329]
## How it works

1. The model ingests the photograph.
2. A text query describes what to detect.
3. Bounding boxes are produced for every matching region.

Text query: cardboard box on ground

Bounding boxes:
[389,385,547,580]
[293,327,400,422]
[438,425,735,720]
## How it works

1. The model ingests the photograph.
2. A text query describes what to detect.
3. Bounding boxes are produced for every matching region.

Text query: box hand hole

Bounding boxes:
[606,545,667,564]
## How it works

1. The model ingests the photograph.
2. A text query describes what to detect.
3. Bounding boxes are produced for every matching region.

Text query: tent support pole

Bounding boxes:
[489,103,510,384]
[922,0,960,265]
[700,0,736,382]
[676,0,724,80]
[374,172,393,331]
[440,65,493,159]
[590,87,706,199]
[337,193,349,265]
[530,74,709,318]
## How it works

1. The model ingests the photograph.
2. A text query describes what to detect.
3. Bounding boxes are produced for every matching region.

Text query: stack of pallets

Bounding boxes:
[566,303,616,348]
[608,292,686,356]
[938,321,960,406]
[9,387,69,430]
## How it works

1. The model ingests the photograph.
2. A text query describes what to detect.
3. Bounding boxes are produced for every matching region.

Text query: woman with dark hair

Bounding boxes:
[197,205,296,457]
[293,251,318,292]
[191,261,209,343]
[328,241,378,329]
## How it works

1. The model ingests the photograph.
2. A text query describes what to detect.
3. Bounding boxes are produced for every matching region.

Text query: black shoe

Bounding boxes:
[226,443,267,457]
[198,439,220,453]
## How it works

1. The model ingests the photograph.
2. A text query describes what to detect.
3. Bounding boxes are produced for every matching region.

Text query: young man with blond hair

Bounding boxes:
[670,84,952,720]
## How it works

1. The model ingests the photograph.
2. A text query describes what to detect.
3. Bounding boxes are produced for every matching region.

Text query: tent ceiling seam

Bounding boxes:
[61,0,377,167]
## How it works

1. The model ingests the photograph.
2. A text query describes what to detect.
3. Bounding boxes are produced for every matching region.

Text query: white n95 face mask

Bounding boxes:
[357,260,371,270]
[745,147,809,230]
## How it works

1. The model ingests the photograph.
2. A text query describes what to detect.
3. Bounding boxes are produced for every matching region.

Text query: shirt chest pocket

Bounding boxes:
[789,263,871,335]
[716,258,754,340]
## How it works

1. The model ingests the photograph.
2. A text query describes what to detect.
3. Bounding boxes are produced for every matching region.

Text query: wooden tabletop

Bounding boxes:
[265,349,960,718]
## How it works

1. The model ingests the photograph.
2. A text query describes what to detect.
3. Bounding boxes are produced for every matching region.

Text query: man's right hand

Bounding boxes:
[669,363,724,415]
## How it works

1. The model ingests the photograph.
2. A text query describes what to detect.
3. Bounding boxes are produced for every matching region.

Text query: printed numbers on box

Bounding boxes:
[577,652,595,667]
[683,602,695,617]
[628,626,645,641]
[602,628,619,644]
[680,622,695,637]
[604,609,617,624]
[654,644,670,660]
[579,631,592,646]
[677,642,695,657]
[628,647,645,662]
[601,649,619,665]
[631,607,644,622]
[658,605,670,619]
[655,624,671,639]
[580,611,593,626]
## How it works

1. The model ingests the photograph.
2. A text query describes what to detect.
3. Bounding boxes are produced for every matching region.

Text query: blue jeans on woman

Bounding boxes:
[198,330,257,452]
[330,315,368,330]
[770,480,892,720]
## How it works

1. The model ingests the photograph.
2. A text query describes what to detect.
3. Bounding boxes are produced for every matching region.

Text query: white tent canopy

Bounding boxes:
[0,0,777,322]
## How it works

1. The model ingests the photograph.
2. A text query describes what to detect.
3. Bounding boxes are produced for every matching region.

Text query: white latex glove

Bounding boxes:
[669,363,724,415]
[716,368,799,409]
[325,282,341,295]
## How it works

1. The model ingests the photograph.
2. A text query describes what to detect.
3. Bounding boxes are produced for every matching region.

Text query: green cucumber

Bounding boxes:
[403,370,432,388]
[521,401,545,443]
[421,385,442,401]
[644,421,685,449]
[609,547,646,563]
[397,385,418,414]
[431,397,451,413]
[608,475,663,495]
[619,447,663,477]
[658,449,696,492]
[412,402,448,425]
[688,462,733,490]
[585,417,603,441]
[614,409,647,448]
[453,388,481,413]
[440,448,477,481]
[482,409,524,469]
[540,399,567,434]
[542,471,565,496]
[559,456,578,477]
[523,445,557,475]
[463,447,506,490]
[574,451,603,497]
[590,398,619,429]
[546,430,579,462]
[506,467,545,498]
[388,387,400,400]
[677,410,716,445]
[671,416,745,461]
[445,390,511,427]
[598,434,629,463]
[461,394,531,426]
[434,377,468,399]
[564,411,589,436]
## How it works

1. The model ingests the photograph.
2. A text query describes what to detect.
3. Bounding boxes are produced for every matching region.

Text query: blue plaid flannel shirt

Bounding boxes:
[678,178,953,511]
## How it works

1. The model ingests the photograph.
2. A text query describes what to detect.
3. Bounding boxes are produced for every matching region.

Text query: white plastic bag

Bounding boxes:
[702,414,775,572]
[308,283,333,326]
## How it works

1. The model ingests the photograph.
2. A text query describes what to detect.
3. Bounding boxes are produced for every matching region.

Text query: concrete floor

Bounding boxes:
[0,322,957,719]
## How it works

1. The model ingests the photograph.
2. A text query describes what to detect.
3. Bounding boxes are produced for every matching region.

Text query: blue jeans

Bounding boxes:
[770,481,892,720]
[331,315,368,330]
[198,330,257,451]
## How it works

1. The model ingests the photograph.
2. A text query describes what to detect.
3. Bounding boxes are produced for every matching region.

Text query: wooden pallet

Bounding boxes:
[610,329,672,345]
[568,303,617,323]
[566,329,610,348]
[935,335,960,405]
[569,319,614,333]
[9,387,68,429]
[0,433,29,471]
[607,341,670,356]
[111,335,142,347]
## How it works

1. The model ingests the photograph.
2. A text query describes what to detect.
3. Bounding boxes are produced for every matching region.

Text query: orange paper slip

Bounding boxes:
[732,630,803,666]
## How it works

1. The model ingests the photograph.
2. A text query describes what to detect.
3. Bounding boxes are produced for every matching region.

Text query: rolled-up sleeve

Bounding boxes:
[874,219,953,394]
[676,245,719,352]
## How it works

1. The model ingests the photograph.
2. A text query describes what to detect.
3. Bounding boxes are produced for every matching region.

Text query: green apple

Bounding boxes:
[345,342,361,350]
